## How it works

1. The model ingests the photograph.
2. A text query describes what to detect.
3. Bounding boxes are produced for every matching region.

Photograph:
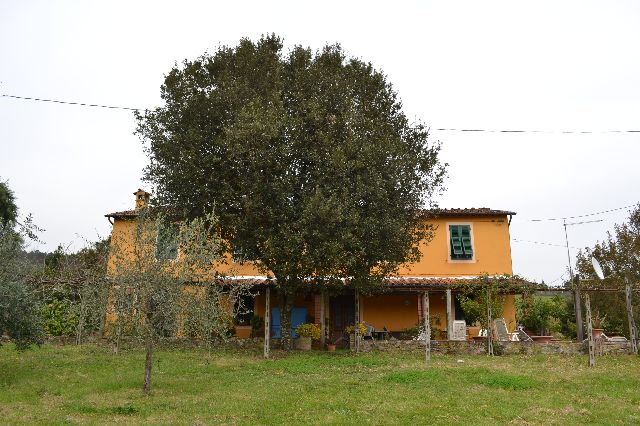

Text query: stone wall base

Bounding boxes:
[359,339,632,356]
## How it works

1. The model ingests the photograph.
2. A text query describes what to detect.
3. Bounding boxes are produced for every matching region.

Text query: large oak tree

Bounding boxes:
[136,35,446,348]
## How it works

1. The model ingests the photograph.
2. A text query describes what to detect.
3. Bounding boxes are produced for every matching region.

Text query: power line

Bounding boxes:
[520,203,637,223]
[3,93,640,135]
[512,238,581,249]
[434,128,640,134]
[1,94,143,111]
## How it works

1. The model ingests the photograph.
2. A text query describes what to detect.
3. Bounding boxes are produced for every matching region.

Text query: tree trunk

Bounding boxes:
[279,292,294,351]
[143,334,154,395]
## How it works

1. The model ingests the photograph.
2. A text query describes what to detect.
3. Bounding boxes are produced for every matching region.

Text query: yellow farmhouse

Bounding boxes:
[106,189,524,344]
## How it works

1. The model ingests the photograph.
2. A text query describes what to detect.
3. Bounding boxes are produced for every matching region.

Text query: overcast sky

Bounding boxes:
[1,1,638,284]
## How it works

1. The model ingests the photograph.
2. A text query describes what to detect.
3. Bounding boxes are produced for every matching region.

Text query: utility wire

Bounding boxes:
[520,203,637,222]
[1,94,144,111]
[512,238,581,249]
[3,93,640,134]
[434,128,640,134]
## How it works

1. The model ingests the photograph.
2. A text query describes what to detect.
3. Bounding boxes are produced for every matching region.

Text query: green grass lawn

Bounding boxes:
[1,344,639,425]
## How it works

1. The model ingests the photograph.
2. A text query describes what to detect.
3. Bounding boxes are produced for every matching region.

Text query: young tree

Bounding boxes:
[575,204,640,337]
[0,180,44,350]
[108,210,249,395]
[136,35,447,348]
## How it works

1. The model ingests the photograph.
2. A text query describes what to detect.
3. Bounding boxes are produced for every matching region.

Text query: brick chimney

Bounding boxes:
[134,189,150,210]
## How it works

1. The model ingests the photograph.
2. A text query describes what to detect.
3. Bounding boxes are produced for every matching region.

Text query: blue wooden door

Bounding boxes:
[270,307,307,338]
[271,307,281,338]
[291,307,308,338]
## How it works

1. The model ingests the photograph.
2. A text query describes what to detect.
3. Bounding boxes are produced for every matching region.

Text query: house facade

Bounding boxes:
[106,189,523,343]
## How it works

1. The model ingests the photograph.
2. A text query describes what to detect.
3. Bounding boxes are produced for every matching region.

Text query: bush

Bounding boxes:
[250,315,264,337]
[41,299,78,336]
[516,295,572,336]
[295,323,321,340]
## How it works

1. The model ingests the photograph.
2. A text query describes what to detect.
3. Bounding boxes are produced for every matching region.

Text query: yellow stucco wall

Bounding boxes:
[106,210,518,336]
[397,216,513,277]
[108,214,513,279]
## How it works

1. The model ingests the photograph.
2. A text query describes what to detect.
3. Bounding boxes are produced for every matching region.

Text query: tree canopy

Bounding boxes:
[0,180,18,226]
[575,204,640,336]
[136,35,447,345]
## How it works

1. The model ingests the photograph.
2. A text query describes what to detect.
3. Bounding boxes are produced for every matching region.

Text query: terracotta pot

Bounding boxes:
[327,344,336,352]
[295,336,312,350]
[531,335,553,343]
[467,326,482,341]
[592,328,605,339]
[234,325,252,339]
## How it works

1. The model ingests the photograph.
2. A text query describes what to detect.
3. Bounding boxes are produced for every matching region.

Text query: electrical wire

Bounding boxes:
[434,128,640,134]
[520,204,637,222]
[3,93,640,134]
[511,238,581,249]
[1,94,143,111]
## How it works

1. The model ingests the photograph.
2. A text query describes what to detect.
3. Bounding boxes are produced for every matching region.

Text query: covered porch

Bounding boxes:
[238,276,524,352]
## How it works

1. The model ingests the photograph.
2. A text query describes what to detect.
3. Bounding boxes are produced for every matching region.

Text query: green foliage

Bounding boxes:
[0,180,18,226]
[41,299,79,336]
[250,315,264,337]
[575,204,640,338]
[295,323,321,340]
[457,289,504,329]
[457,296,483,326]
[136,35,447,347]
[516,295,573,336]
[0,181,44,350]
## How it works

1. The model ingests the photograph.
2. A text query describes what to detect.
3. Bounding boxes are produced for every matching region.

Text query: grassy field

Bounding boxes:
[1,344,639,425]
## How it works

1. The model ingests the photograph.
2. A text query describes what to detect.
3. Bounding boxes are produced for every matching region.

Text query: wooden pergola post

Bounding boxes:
[423,291,431,362]
[486,285,493,356]
[446,289,453,340]
[354,290,360,353]
[320,290,326,350]
[264,287,270,359]
[585,292,595,367]
[574,287,585,341]
[625,278,638,355]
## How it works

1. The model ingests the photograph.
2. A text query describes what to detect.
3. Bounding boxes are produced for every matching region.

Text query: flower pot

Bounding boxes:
[295,336,312,350]
[327,343,336,352]
[531,335,553,343]
[467,326,482,341]
[592,328,605,339]
[234,325,252,339]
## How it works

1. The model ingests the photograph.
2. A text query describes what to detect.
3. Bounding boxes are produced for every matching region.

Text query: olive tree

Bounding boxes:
[108,210,250,395]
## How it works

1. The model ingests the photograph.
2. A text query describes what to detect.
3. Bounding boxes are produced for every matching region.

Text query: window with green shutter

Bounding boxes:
[449,225,473,260]
[156,223,178,261]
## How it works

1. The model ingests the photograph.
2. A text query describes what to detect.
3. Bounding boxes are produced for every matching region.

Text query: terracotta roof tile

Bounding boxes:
[425,208,516,217]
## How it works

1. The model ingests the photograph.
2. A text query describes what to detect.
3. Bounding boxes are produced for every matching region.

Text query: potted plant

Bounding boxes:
[592,311,606,339]
[326,343,336,352]
[294,323,321,350]
[345,322,367,350]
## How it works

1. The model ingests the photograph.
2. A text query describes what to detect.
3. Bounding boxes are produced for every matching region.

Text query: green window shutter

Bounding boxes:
[450,225,473,259]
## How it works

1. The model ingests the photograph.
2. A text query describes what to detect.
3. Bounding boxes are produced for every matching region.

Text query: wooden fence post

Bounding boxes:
[423,291,431,362]
[264,287,270,359]
[625,278,638,355]
[574,287,584,341]
[585,292,595,367]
